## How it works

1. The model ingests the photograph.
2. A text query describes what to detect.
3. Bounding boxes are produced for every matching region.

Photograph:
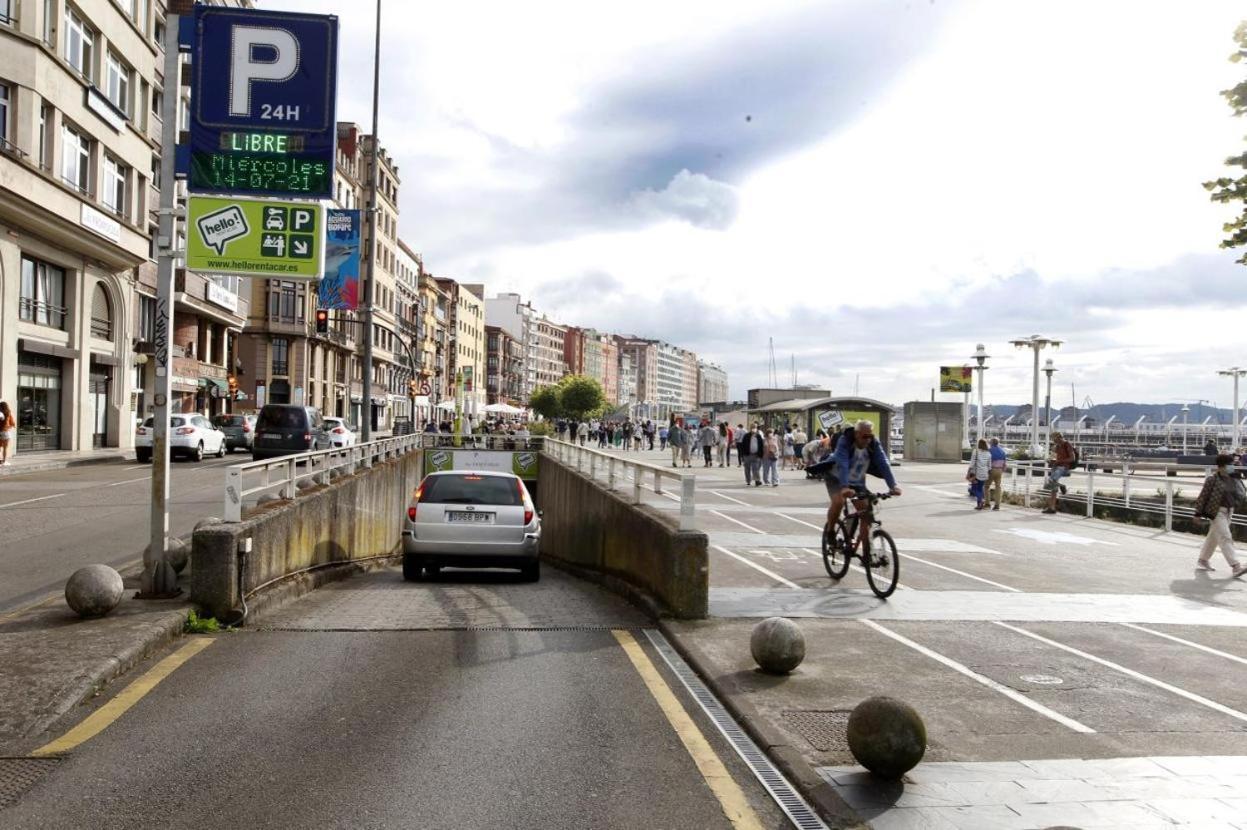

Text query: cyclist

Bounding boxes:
[825,420,902,543]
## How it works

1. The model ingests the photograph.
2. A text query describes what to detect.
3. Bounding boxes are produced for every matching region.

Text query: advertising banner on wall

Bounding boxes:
[187,196,323,278]
[317,209,361,309]
[423,449,540,481]
[939,366,973,393]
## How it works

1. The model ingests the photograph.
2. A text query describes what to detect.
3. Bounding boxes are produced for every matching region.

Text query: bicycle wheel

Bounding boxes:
[864,529,899,599]
[821,521,851,579]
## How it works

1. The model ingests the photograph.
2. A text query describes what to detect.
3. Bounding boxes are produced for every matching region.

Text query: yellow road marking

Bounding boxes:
[612,629,763,830]
[32,636,216,757]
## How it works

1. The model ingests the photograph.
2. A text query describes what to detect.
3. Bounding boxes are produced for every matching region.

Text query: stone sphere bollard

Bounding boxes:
[750,616,805,674]
[846,696,926,778]
[143,537,189,575]
[257,494,282,507]
[65,564,125,618]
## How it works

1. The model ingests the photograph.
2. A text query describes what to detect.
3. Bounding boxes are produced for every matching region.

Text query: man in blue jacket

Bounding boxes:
[825,420,902,532]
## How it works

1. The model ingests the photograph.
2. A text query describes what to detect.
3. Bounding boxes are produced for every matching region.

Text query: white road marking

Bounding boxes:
[800,547,911,592]
[710,509,767,535]
[1119,623,1247,667]
[710,490,753,507]
[108,475,153,487]
[0,493,66,508]
[913,484,966,499]
[994,622,1247,724]
[904,554,1021,592]
[860,620,1095,734]
[712,544,802,589]
[778,512,823,530]
[994,528,1120,547]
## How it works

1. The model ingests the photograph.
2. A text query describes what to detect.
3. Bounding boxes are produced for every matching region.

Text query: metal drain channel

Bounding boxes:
[642,629,830,830]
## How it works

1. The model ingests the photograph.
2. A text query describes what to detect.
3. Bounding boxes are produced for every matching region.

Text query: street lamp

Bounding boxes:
[1042,358,1057,456]
[1218,367,1246,452]
[1181,404,1190,455]
[1010,335,1063,456]
[972,344,990,444]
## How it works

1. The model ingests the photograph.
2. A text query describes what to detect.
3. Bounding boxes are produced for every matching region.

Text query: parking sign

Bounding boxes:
[189,6,338,199]
[187,196,323,278]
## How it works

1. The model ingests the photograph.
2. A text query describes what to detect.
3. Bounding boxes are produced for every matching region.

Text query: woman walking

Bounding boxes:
[968,438,991,510]
[0,401,13,465]
[1194,454,1247,577]
[716,422,729,467]
[762,428,781,486]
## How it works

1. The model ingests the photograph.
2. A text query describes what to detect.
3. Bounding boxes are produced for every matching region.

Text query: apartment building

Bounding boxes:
[434,278,485,416]
[532,316,567,390]
[395,240,424,423]
[484,291,537,400]
[615,337,657,409]
[0,0,252,453]
[617,351,638,410]
[565,327,618,405]
[485,324,522,406]
[697,360,729,405]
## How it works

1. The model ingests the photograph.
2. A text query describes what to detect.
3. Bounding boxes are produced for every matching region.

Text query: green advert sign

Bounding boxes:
[423,449,540,481]
[187,196,323,278]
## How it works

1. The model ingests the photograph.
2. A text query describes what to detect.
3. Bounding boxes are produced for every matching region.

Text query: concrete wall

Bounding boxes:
[192,451,422,619]
[538,455,709,619]
[904,401,965,462]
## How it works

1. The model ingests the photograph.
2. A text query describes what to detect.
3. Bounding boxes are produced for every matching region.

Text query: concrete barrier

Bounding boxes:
[537,454,709,619]
[192,450,422,620]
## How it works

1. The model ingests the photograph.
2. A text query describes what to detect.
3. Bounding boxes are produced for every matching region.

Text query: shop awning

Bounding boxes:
[200,377,229,398]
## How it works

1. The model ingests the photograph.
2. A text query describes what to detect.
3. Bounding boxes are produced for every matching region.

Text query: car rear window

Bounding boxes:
[213,415,243,427]
[257,406,307,431]
[143,417,188,427]
[418,474,522,506]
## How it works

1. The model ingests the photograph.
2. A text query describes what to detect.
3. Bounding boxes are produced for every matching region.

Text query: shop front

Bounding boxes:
[16,350,63,451]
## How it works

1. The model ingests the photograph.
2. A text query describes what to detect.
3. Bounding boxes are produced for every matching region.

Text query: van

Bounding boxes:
[251,405,330,460]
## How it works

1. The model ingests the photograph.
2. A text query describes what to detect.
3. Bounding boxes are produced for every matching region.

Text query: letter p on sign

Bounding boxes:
[230,27,299,117]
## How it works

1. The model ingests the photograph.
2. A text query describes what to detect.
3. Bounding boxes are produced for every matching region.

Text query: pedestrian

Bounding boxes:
[679,425,693,467]
[967,438,991,509]
[988,437,1007,510]
[700,422,717,467]
[1042,432,1076,514]
[0,401,12,465]
[716,422,729,467]
[781,426,796,470]
[724,423,734,466]
[668,419,686,467]
[762,428,780,486]
[622,420,633,450]
[1205,438,1218,457]
[740,424,765,486]
[659,423,669,450]
[633,423,644,451]
[1193,454,1247,577]
[736,424,748,467]
[791,425,808,469]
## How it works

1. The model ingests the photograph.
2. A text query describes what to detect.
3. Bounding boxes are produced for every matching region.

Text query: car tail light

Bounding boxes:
[136,428,147,435]
[524,508,534,525]
[333,427,345,434]
[407,505,417,522]
[176,427,195,435]
[242,423,251,433]
[517,479,533,524]
[304,433,312,444]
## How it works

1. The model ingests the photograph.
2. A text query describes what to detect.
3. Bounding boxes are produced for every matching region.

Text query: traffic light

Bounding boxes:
[314,308,329,334]
[227,374,239,395]
[409,379,419,396]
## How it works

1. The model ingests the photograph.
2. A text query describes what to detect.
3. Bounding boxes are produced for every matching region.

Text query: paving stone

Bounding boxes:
[1145,796,1246,825]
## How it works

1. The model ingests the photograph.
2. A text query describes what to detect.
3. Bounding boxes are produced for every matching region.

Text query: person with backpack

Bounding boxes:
[1193,454,1247,577]
[1042,432,1076,514]
[820,420,901,530]
[967,438,991,510]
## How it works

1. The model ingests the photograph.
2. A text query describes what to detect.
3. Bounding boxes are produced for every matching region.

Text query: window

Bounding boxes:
[268,281,302,323]
[0,83,10,151]
[271,338,289,376]
[43,0,54,44]
[150,153,160,192]
[19,255,67,330]
[64,8,94,80]
[103,156,127,217]
[151,85,162,120]
[153,15,165,48]
[0,0,13,25]
[91,283,113,340]
[38,104,49,169]
[138,293,157,341]
[105,53,130,115]
[61,124,91,193]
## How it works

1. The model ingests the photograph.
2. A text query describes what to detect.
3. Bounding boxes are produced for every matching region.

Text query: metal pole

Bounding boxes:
[1044,371,1053,458]
[976,365,985,445]
[963,389,970,450]
[142,8,186,598]
[1236,373,1241,452]
[1031,344,1040,456]
[361,0,382,442]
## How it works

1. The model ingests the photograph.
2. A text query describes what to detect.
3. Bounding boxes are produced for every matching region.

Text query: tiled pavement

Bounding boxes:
[818,756,1247,829]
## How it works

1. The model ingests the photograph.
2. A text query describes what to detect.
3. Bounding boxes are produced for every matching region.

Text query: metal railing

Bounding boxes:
[543,437,697,531]
[223,433,424,522]
[1004,459,1246,533]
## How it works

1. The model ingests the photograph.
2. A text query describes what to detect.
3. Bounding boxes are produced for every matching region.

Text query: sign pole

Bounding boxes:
[142,6,188,598]
[361,0,382,441]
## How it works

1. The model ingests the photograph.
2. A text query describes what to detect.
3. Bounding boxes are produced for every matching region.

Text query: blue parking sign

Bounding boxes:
[189,6,337,199]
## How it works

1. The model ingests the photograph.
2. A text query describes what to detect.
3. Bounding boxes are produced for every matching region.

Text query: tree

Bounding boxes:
[1205,22,1247,263]
[528,385,561,420]
[558,374,606,421]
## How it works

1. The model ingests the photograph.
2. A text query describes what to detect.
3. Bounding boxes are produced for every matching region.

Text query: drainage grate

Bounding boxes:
[642,630,831,830]
[782,710,852,754]
[0,758,60,809]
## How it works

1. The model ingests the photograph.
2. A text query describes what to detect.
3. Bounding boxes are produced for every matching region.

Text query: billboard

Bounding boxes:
[939,366,972,393]
[187,196,323,278]
[423,449,540,481]
[317,209,360,309]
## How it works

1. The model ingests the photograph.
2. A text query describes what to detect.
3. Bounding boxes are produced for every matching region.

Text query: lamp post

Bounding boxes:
[972,344,989,444]
[1042,358,1057,456]
[1218,367,1246,452]
[1181,404,1190,455]
[1010,335,1063,456]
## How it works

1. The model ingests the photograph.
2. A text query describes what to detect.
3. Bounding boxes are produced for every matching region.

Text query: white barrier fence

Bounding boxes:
[1005,459,1247,532]
[543,438,697,531]
[223,434,424,522]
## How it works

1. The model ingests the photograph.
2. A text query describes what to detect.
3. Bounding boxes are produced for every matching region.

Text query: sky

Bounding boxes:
[268,0,1247,408]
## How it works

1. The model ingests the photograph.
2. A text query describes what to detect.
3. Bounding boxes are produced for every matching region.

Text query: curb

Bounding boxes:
[0,454,129,477]
[656,619,870,830]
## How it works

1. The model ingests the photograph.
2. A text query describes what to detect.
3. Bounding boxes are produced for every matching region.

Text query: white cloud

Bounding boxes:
[630,170,739,229]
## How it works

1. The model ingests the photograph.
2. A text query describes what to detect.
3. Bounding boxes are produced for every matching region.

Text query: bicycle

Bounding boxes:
[821,490,900,599]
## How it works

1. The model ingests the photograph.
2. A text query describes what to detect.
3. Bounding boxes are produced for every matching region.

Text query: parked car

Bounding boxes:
[402,470,540,581]
[251,405,331,460]
[135,415,227,462]
[323,417,356,448]
[212,413,257,452]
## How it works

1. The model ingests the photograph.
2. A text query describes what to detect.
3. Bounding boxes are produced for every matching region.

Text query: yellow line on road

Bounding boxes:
[32,636,216,757]
[612,629,763,830]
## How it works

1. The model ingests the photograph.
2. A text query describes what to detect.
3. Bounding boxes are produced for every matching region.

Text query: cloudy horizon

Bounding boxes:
[269,0,1247,408]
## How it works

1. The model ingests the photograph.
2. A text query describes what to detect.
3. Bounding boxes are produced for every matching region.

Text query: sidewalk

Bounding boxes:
[0,447,129,477]
[0,570,192,756]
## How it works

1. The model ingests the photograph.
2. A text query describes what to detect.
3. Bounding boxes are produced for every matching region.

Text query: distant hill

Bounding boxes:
[981,402,1234,426]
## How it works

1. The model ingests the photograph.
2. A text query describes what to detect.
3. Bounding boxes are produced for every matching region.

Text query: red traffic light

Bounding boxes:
[314,309,329,333]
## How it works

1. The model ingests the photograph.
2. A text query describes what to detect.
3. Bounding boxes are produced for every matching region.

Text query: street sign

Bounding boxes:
[189,6,338,199]
[187,196,323,278]
[317,209,361,309]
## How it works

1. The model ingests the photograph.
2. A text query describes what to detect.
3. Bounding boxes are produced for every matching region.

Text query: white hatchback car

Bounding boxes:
[402,470,540,581]
[323,417,356,448]
[135,415,227,462]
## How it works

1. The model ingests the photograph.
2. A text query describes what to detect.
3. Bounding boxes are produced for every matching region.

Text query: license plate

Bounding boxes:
[447,511,494,523]
[260,433,281,439]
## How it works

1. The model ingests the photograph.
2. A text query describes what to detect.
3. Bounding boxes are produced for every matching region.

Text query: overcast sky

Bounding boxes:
[269,0,1246,407]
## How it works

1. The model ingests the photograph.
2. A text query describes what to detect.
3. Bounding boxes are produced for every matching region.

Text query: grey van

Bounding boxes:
[251,405,331,460]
